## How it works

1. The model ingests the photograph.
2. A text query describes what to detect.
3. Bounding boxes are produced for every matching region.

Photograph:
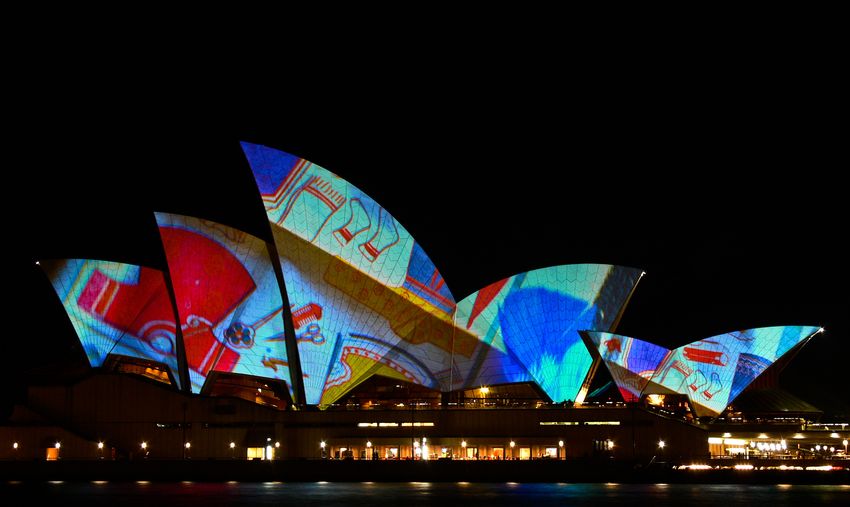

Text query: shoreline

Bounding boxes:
[1,459,847,484]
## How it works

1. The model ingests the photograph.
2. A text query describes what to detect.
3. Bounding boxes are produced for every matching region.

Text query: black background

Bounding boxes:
[6,34,847,417]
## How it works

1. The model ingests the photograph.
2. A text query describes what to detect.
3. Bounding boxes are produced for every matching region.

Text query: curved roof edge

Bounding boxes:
[679,325,823,343]
[454,264,645,403]
[239,141,456,305]
[591,326,823,417]
[579,330,671,403]
[37,257,160,270]
[39,258,183,390]
[457,263,646,302]
[154,211,297,397]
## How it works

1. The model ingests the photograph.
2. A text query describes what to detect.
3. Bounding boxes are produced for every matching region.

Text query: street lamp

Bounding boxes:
[98,441,104,459]
[366,440,372,460]
[509,440,515,460]
[320,440,326,459]
[230,442,236,459]
[558,440,564,460]
[843,439,848,456]
[658,440,666,450]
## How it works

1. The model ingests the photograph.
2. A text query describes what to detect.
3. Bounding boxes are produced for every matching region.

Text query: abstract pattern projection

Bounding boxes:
[454,265,643,403]
[155,213,293,395]
[581,331,670,402]
[241,142,457,405]
[42,259,182,388]
[651,326,819,417]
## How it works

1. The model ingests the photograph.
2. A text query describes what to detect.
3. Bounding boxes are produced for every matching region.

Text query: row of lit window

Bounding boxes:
[681,464,841,471]
[321,438,565,448]
[356,422,435,427]
[8,437,672,453]
[539,421,620,426]
[709,436,848,447]
[319,438,570,459]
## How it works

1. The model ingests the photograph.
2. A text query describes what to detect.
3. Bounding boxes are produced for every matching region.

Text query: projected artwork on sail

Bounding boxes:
[42,259,182,388]
[581,331,670,402]
[651,326,820,416]
[156,213,293,395]
[242,143,456,405]
[454,264,643,403]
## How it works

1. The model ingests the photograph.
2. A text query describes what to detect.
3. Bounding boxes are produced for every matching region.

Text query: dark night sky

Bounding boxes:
[6,47,848,416]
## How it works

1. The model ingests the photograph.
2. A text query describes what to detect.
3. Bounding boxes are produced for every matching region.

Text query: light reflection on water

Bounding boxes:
[1,482,848,506]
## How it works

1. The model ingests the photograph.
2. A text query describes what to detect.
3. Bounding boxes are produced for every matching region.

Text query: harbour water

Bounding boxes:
[2,481,848,506]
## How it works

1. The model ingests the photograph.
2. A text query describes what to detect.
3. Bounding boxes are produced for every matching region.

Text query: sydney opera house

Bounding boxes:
[2,143,842,464]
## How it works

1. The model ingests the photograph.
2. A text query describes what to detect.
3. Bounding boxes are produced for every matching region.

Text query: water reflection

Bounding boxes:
[0,482,847,506]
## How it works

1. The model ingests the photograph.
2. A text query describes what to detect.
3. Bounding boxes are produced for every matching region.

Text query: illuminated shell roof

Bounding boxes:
[242,142,457,405]
[42,259,182,389]
[583,326,821,416]
[47,142,815,414]
[155,212,294,396]
[581,331,670,403]
[455,264,643,403]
